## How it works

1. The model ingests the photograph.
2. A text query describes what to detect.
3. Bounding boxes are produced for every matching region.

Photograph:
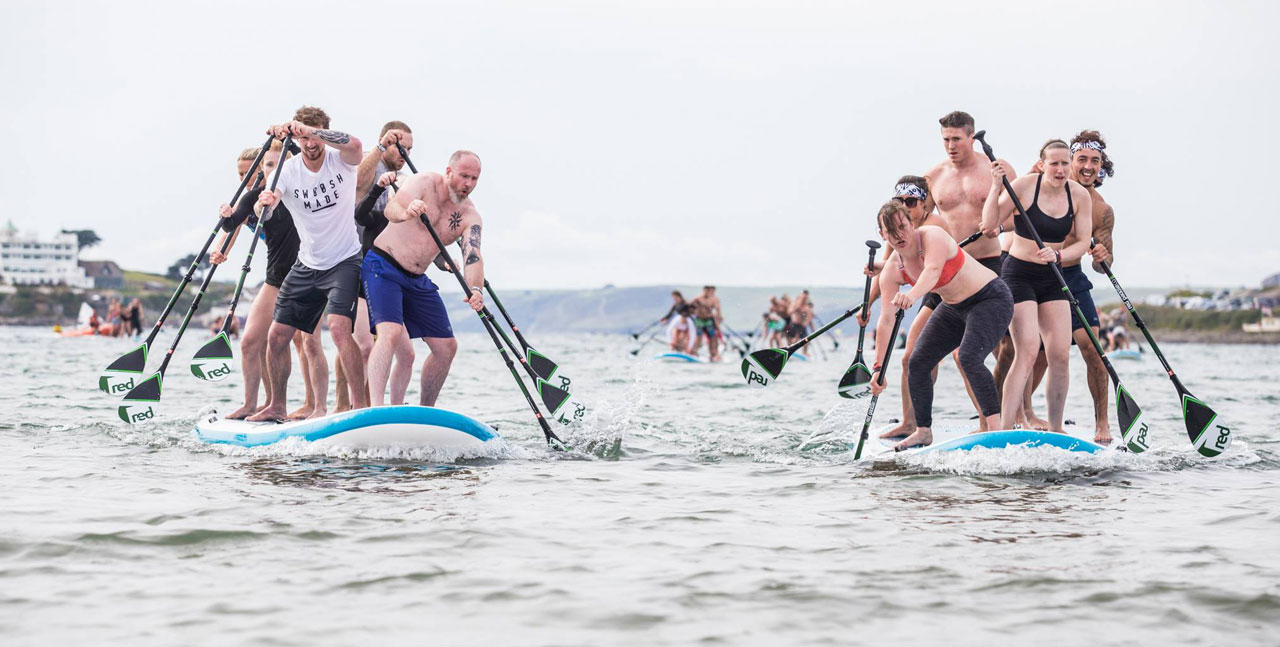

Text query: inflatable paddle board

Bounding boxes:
[870,424,1108,456]
[653,352,705,363]
[194,405,499,450]
[1109,348,1142,360]
[791,353,809,362]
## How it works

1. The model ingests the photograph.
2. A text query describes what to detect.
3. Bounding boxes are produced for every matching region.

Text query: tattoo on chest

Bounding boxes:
[449,212,462,231]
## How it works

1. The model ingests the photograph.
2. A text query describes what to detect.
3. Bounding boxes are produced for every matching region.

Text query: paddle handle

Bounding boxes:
[958,231,982,248]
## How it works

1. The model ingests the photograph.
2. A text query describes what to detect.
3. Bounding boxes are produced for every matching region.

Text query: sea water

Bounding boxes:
[2,327,1277,645]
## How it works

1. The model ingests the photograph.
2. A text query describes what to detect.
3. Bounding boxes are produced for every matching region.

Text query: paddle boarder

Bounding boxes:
[687,286,724,361]
[365,150,486,407]
[980,139,1093,435]
[247,106,369,422]
[869,200,1014,451]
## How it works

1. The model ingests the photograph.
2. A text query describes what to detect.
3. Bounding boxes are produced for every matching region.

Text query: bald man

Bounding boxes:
[366,150,486,407]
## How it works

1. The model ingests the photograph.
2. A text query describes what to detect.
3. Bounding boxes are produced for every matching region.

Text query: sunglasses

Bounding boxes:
[894,196,922,208]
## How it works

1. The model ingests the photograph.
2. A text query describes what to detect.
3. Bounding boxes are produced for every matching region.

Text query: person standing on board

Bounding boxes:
[247,106,369,421]
[667,303,694,353]
[1018,131,1118,443]
[333,121,417,411]
[209,143,322,420]
[687,286,724,361]
[981,139,1093,436]
[366,150,486,407]
[869,200,1014,451]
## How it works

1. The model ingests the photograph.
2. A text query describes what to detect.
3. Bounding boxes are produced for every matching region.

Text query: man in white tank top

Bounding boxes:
[248,106,369,422]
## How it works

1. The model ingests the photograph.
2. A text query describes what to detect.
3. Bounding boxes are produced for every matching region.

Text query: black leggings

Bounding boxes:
[908,279,1014,428]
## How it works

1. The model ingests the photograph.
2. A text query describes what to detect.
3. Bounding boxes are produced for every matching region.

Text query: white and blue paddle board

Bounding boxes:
[1109,348,1142,360]
[653,352,705,363]
[195,405,500,450]
[870,424,1108,456]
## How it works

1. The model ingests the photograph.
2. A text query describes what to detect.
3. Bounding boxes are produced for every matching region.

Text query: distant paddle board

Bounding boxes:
[653,352,705,363]
[1109,348,1142,360]
[194,405,500,450]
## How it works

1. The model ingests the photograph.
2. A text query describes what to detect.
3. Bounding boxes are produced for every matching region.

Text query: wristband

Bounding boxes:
[1054,249,1062,263]
[377,143,387,152]
[873,362,882,372]
[469,286,482,295]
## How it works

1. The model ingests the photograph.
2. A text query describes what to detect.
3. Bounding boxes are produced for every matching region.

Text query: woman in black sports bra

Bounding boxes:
[979,139,1093,434]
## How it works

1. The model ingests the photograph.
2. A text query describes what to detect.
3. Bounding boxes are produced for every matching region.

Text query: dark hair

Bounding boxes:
[1039,139,1069,160]
[895,174,930,199]
[293,105,330,129]
[938,111,975,134]
[1070,130,1115,185]
[380,120,412,137]
[672,290,684,299]
[877,200,910,232]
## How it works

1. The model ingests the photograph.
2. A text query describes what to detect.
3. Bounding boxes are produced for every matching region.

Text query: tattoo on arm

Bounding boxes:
[449,212,462,231]
[313,129,351,145]
[464,224,482,266]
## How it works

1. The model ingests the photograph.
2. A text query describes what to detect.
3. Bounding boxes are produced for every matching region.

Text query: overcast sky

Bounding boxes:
[3,0,1277,290]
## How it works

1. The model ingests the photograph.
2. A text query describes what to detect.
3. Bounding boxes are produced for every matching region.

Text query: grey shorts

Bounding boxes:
[273,253,362,333]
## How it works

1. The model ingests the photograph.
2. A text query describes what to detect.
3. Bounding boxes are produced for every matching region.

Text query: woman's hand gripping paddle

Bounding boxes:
[838,240,881,397]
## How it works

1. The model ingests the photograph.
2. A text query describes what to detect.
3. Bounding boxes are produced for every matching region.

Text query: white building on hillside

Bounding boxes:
[0,222,93,288]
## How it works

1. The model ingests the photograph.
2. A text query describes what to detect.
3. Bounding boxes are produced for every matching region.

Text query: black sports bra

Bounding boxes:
[1015,174,1074,244]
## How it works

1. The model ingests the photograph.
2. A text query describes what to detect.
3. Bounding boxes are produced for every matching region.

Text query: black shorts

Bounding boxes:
[273,253,363,332]
[1062,264,1100,331]
[1000,255,1068,304]
[921,292,943,311]
[977,255,1004,277]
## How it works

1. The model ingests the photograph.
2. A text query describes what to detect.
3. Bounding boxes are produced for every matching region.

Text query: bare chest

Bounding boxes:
[933,169,991,216]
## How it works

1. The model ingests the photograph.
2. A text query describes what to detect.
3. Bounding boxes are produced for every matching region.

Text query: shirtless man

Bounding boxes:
[789,290,814,343]
[367,150,486,406]
[923,111,1015,430]
[248,106,369,421]
[687,286,724,361]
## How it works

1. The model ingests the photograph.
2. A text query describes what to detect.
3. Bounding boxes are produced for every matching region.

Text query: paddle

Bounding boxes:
[117,228,238,423]
[1092,238,1230,456]
[99,135,274,395]
[629,329,663,356]
[852,308,906,459]
[741,302,863,388]
[631,316,665,341]
[810,314,839,351]
[477,275,576,394]
[189,135,293,382]
[975,130,1147,452]
[395,144,580,435]
[838,241,882,397]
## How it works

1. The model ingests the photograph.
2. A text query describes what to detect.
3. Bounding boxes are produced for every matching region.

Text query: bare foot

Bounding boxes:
[880,421,915,439]
[893,429,933,452]
[1094,425,1113,445]
[287,405,313,421]
[246,406,287,422]
[1024,412,1051,431]
[224,403,258,420]
[333,404,351,414]
[305,407,328,420]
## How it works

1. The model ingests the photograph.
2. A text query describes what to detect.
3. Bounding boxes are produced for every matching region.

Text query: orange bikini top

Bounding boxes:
[897,231,964,289]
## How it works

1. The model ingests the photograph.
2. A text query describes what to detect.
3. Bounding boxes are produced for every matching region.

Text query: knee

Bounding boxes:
[266,326,292,350]
[431,338,458,360]
[1047,346,1070,369]
[957,348,985,372]
[907,352,931,377]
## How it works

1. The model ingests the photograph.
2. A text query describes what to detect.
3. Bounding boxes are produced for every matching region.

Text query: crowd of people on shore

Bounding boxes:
[86,297,144,338]
[860,110,1120,451]
[206,106,485,422]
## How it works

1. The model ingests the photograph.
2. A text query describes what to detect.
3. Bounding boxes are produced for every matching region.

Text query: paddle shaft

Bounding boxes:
[1095,253,1190,393]
[786,304,862,354]
[395,145,561,444]
[633,317,664,339]
[853,309,905,459]
[138,135,275,350]
[854,244,879,355]
[218,136,292,334]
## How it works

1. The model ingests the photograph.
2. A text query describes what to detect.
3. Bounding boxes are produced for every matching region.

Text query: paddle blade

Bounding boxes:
[1115,383,1148,453]
[837,357,872,398]
[536,378,572,416]
[1183,393,1231,457]
[526,348,559,382]
[117,373,162,424]
[742,349,788,388]
[190,332,235,382]
[100,344,147,394]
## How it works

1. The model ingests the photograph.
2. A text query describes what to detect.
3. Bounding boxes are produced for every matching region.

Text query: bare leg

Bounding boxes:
[246,321,297,421]
[298,321,328,419]
[367,321,404,407]
[1021,349,1051,430]
[227,285,277,419]
[351,297,375,407]
[709,335,720,362]
[286,332,314,418]
[1075,326,1112,444]
[333,356,351,413]
[1038,301,1073,433]
[419,336,458,406]
[389,330,415,405]
[329,314,367,410]
[1000,301,1041,430]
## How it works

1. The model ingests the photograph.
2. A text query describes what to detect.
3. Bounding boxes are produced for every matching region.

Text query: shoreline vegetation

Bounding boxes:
[4,279,1277,344]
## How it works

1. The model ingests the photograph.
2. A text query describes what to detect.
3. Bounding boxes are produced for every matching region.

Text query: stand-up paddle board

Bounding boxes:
[653,352,705,363]
[1109,348,1142,360]
[791,353,809,362]
[872,424,1108,456]
[194,405,499,450]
